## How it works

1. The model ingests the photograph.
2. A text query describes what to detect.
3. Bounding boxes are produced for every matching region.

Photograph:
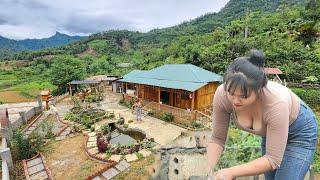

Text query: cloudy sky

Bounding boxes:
[0,0,229,40]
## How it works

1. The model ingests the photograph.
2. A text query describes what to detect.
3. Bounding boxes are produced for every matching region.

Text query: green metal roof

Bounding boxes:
[119,64,223,91]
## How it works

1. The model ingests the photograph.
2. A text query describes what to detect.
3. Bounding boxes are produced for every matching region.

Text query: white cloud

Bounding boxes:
[0,0,229,40]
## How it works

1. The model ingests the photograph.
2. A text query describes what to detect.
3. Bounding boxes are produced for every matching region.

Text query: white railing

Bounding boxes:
[1,129,12,180]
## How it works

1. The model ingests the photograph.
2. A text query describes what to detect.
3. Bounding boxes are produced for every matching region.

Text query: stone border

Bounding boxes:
[22,153,53,180]
[83,133,116,164]
[85,161,118,180]
[54,115,70,137]
[83,126,154,164]
[22,112,43,134]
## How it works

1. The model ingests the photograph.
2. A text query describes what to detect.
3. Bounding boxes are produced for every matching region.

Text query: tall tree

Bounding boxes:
[50,55,86,94]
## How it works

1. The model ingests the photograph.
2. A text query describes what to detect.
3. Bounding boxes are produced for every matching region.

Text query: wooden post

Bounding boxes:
[141,85,144,100]
[191,91,195,111]
[170,89,174,106]
[69,84,72,96]
[121,82,124,93]
[136,84,139,97]
[158,87,161,110]
[125,83,128,94]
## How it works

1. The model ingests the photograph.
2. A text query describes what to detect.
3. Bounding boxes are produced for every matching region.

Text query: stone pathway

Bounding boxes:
[90,160,131,180]
[23,110,71,140]
[23,153,52,180]
[23,112,49,138]
[54,114,72,141]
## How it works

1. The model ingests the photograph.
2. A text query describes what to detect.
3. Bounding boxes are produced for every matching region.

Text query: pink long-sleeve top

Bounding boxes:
[210,81,301,169]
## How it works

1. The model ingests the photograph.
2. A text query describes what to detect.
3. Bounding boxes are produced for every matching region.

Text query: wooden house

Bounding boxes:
[117,64,223,121]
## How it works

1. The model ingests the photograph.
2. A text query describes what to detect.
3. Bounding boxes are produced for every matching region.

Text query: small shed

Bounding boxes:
[68,80,101,96]
[86,75,119,86]
[264,67,284,84]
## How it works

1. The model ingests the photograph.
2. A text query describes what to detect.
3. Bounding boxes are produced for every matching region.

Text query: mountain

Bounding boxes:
[0,0,310,60]
[0,32,86,57]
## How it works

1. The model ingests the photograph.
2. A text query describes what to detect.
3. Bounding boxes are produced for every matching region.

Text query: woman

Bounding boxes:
[133,98,142,121]
[207,49,318,180]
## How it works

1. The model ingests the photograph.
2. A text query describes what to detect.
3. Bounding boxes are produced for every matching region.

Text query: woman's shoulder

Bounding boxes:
[261,81,292,111]
[262,81,292,101]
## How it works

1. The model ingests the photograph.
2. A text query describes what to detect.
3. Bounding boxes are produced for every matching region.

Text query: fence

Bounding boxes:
[122,94,212,128]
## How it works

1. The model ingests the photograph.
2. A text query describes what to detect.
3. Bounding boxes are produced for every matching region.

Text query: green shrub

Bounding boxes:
[216,128,261,169]
[291,88,320,108]
[105,149,112,159]
[10,130,43,160]
[135,152,144,160]
[191,121,204,129]
[108,113,115,119]
[64,113,77,122]
[39,120,54,139]
[312,114,320,172]
[162,112,174,122]
[313,151,320,173]
[87,94,96,103]
[100,124,111,135]
[147,110,155,116]
[119,98,134,108]
[140,140,156,150]
[123,124,129,128]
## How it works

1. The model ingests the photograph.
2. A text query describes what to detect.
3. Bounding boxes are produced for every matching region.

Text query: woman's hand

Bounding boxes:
[213,168,234,180]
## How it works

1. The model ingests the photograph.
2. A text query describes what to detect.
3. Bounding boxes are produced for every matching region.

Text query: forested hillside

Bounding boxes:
[0,0,319,97]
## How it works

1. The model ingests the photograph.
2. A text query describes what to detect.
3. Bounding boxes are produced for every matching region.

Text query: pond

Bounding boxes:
[108,123,146,146]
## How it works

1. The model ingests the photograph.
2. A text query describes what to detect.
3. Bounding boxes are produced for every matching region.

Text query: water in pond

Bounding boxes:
[108,124,146,146]
[109,132,137,146]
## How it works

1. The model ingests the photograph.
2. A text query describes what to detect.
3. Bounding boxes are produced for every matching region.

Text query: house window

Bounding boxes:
[181,90,190,100]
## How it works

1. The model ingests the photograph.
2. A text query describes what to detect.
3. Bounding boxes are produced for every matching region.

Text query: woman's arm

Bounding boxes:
[218,156,272,178]
[207,142,224,174]
[208,85,232,174]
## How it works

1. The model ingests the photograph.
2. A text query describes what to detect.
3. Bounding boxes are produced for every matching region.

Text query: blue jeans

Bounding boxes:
[261,102,318,180]
[136,107,142,121]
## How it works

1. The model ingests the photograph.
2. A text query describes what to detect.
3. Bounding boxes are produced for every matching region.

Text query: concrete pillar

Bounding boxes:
[0,147,13,168]
[19,111,26,124]
[37,95,43,109]
[0,128,10,142]
[2,160,10,180]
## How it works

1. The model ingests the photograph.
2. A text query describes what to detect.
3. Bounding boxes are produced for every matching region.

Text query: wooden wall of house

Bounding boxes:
[195,82,220,110]
[175,89,192,110]
[138,85,158,102]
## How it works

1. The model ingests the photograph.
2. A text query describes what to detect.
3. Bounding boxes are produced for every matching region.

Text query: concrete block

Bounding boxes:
[28,163,44,175]
[102,168,120,180]
[27,158,42,168]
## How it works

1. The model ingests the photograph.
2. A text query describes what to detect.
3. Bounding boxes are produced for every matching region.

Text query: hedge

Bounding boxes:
[291,88,320,108]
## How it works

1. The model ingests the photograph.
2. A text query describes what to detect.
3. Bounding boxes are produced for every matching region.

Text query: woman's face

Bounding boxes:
[226,87,258,110]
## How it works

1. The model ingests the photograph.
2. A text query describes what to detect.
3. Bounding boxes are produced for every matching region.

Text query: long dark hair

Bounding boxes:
[223,49,267,97]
